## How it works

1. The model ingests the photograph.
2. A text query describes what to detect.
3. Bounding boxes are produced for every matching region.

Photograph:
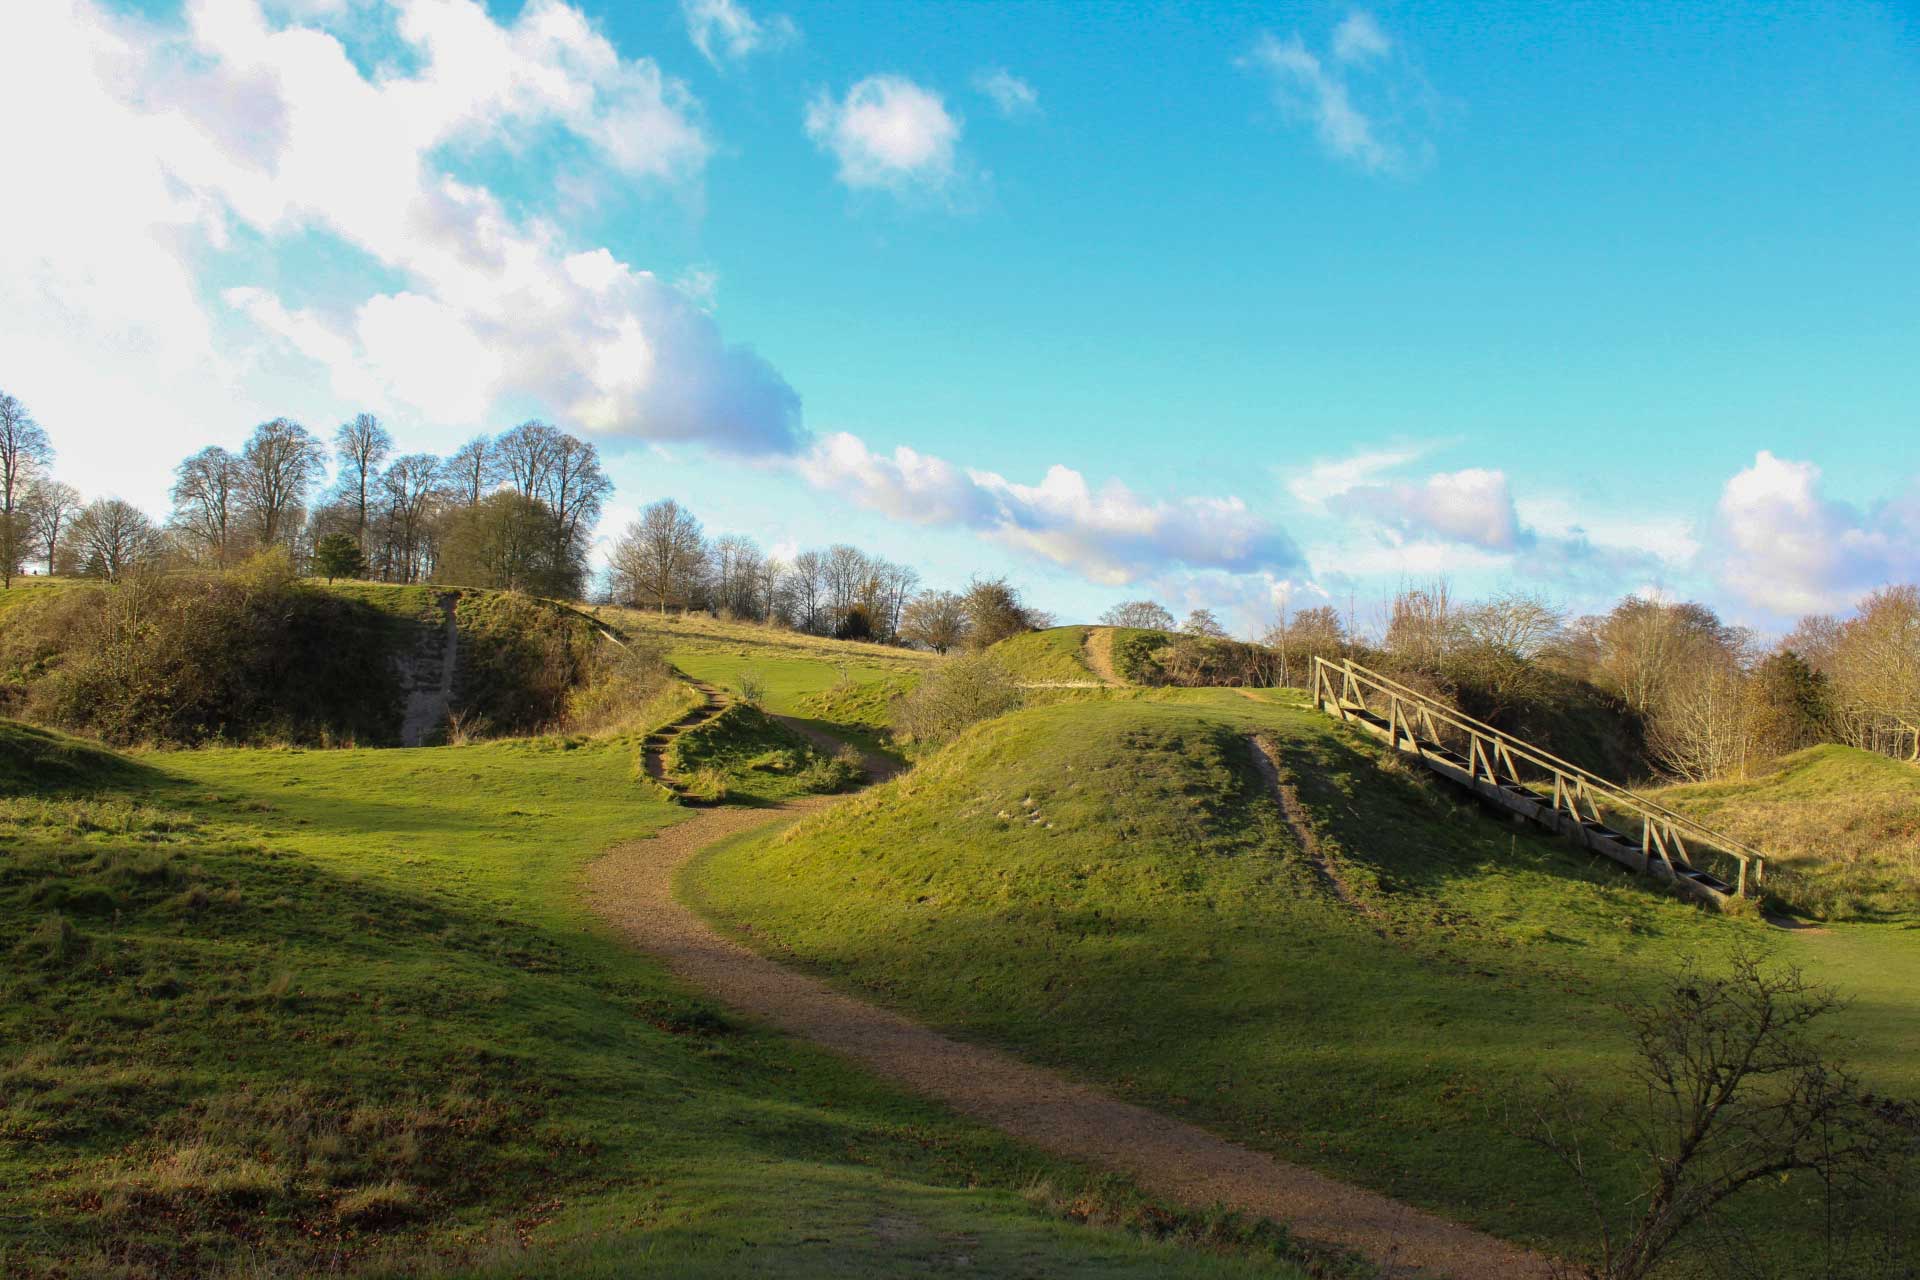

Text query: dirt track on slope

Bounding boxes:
[1082,627,1123,686]
[584,778,1553,1279]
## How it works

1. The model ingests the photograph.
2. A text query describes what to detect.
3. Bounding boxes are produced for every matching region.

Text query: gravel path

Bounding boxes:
[584,785,1554,1279]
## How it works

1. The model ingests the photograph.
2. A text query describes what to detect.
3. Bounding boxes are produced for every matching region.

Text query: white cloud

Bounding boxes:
[1241,9,1434,174]
[972,67,1038,118]
[0,0,808,468]
[797,432,1303,584]
[1334,467,1524,550]
[682,0,796,66]
[805,75,961,195]
[1714,451,1920,617]
[1332,10,1391,63]
[1286,443,1431,507]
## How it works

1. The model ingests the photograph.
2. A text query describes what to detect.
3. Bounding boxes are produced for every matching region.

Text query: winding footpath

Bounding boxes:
[584,734,1554,1280]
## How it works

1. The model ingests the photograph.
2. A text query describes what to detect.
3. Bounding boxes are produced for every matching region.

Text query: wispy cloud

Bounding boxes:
[796,432,1303,584]
[682,0,797,67]
[1241,8,1437,174]
[1286,443,1435,507]
[972,67,1039,118]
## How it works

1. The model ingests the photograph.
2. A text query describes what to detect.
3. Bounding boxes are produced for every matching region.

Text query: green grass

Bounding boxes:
[990,627,1103,684]
[0,719,150,793]
[690,691,1920,1270]
[0,722,1320,1279]
[664,702,859,802]
[0,576,81,620]
[1651,742,1920,919]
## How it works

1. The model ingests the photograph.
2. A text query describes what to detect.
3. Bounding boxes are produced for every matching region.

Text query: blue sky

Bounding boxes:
[3,0,1917,633]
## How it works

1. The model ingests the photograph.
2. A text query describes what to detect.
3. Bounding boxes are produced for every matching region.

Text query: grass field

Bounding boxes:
[689,690,1920,1270]
[1652,742,1920,919]
[1,689,1336,1278]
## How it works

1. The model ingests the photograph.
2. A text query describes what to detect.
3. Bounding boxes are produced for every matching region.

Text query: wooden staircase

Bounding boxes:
[1309,657,1766,906]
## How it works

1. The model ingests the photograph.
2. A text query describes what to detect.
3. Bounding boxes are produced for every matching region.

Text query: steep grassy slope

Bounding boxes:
[991,627,1104,684]
[0,723,1311,1279]
[690,691,1920,1266]
[1653,743,1920,918]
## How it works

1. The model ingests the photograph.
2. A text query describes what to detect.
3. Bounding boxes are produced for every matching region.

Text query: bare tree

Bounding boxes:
[1182,608,1227,638]
[612,498,708,614]
[1454,590,1566,713]
[331,413,393,552]
[541,432,612,575]
[876,561,920,643]
[790,548,827,633]
[237,418,326,548]
[68,498,158,581]
[0,391,54,587]
[20,481,79,577]
[495,420,564,499]
[1827,587,1920,762]
[445,435,495,507]
[1101,599,1176,630]
[1515,951,1914,1280]
[755,554,792,627]
[170,445,245,566]
[901,589,970,653]
[1383,579,1460,669]
[1646,650,1754,781]
[1594,596,1737,717]
[376,453,444,583]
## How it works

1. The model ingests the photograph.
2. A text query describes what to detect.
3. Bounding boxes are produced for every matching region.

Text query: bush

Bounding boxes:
[454,592,602,736]
[891,654,1023,743]
[564,639,673,735]
[0,554,402,746]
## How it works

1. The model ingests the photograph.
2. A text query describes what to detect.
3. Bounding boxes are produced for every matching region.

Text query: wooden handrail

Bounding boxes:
[1311,656,1766,889]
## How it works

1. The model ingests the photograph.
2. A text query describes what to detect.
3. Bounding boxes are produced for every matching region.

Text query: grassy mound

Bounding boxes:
[664,702,860,801]
[691,692,1920,1264]
[989,627,1103,684]
[1653,743,1920,918]
[0,731,1315,1279]
[0,719,149,793]
[0,567,406,746]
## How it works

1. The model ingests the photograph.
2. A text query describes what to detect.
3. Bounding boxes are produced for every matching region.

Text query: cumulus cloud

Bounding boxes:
[682,0,796,66]
[805,75,962,195]
[1241,8,1435,174]
[0,0,808,461]
[1714,451,1920,616]
[1333,467,1525,550]
[797,432,1303,584]
[1299,445,1697,591]
[972,67,1038,118]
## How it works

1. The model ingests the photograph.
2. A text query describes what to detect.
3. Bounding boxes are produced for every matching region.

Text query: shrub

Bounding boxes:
[453,592,601,735]
[0,556,401,746]
[891,654,1023,744]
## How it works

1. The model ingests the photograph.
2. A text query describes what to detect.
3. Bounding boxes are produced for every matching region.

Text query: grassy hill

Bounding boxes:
[990,627,1107,684]
[689,690,1920,1267]
[1652,743,1920,918]
[0,717,1325,1279]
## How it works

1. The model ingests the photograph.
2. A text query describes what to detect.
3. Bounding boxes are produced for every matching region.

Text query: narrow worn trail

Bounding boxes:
[584,739,1555,1280]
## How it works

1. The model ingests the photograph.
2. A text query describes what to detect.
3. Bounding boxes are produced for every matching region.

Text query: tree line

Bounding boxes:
[0,389,1052,656]
[605,497,1048,649]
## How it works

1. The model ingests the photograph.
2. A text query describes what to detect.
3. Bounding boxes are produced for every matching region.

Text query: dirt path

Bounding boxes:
[1248,734,1375,918]
[1082,626,1123,686]
[585,778,1553,1278]
[641,680,728,790]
